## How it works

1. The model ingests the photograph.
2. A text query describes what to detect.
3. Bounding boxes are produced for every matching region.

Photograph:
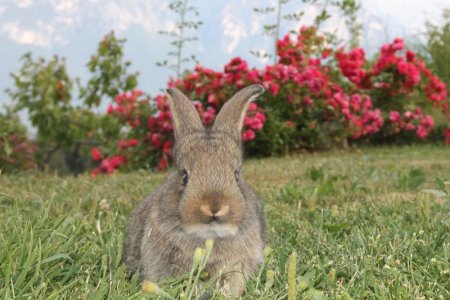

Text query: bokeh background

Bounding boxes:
[1,0,448,104]
[0,0,449,175]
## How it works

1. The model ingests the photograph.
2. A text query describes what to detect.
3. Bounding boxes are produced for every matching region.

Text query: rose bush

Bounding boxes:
[92,27,449,175]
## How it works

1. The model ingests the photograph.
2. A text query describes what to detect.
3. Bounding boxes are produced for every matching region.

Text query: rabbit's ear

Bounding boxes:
[213,84,265,140]
[167,88,204,140]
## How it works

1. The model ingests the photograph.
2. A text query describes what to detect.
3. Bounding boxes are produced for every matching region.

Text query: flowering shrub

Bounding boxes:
[91,90,157,175]
[335,37,448,140]
[0,112,36,172]
[93,27,449,174]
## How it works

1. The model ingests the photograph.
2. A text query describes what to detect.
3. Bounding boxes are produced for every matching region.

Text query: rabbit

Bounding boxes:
[123,84,266,297]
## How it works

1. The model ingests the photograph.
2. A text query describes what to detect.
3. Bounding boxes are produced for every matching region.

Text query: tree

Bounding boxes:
[80,31,139,107]
[157,0,202,79]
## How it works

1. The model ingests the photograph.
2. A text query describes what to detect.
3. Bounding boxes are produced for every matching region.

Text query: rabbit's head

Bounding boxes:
[166,85,264,239]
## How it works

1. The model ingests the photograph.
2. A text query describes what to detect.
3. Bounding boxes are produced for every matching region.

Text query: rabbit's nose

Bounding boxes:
[200,204,229,219]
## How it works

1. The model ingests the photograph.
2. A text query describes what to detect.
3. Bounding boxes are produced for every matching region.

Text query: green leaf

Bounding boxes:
[41,253,73,265]
[323,221,352,233]
[435,177,446,192]
[303,287,328,300]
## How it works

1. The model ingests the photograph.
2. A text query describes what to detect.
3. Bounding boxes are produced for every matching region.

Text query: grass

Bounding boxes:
[0,145,449,299]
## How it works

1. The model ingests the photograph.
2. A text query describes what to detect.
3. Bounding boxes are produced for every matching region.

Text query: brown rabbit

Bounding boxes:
[123,85,266,296]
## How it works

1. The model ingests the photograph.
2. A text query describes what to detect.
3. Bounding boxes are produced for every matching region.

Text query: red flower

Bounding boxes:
[107,104,114,114]
[335,48,367,87]
[249,117,263,130]
[321,48,331,59]
[389,111,401,123]
[151,133,162,149]
[416,125,428,138]
[155,95,170,111]
[207,94,218,107]
[392,38,404,51]
[158,156,168,170]
[91,147,102,161]
[162,141,172,155]
[445,129,450,145]
[202,107,216,124]
[99,159,113,174]
[118,139,138,149]
[148,116,157,129]
[255,111,266,123]
[110,155,125,168]
[406,50,415,62]
[118,140,127,149]
[425,76,447,103]
[242,129,255,141]
[248,102,258,111]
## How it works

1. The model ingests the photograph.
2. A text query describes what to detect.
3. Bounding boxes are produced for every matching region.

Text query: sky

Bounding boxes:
[0,0,449,117]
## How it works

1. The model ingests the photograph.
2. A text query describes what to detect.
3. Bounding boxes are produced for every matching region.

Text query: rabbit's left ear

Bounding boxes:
[213,84,265,141]
[167,88,204,141]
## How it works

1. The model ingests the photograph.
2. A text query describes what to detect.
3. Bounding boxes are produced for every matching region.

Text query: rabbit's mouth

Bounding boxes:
[183,222,238,239]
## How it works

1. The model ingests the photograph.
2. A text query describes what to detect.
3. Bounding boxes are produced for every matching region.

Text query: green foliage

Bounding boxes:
[7,53,102,148]
[1,145,449,298]
[80,31,139,107]
[7,53,75,146]
[398,168,426,191]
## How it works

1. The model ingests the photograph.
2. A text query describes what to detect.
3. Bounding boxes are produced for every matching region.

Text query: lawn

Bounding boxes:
[0,145,449,299]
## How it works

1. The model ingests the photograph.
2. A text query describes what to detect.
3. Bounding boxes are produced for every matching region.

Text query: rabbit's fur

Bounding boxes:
[124,85,266,296]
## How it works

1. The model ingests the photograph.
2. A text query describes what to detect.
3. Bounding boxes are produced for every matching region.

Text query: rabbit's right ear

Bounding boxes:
[167,88,204,140]
[213,85,265,141]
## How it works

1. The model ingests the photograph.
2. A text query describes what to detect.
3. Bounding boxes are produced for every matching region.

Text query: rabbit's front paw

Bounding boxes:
[220,271,245,298]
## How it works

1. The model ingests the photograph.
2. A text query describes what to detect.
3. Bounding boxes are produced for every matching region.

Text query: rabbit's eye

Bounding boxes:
[181,170,189,186]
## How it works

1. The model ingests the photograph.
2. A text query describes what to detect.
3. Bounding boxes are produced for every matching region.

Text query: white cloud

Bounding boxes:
[49,0,79,14]
[54,15,79,27]
[1,21,54,48]
[164,20,176,33]
[221,4,247,54]
[101,1,161,34]
[48,0,81,29]
[369,21,384,31]
[16,0,33,8]
[250,15,263,35]
[53,34,70,45]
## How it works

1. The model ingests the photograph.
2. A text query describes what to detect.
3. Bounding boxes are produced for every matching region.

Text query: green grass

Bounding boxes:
[1,145,449,299]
